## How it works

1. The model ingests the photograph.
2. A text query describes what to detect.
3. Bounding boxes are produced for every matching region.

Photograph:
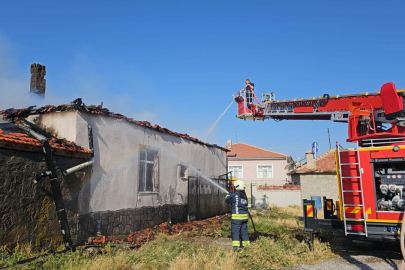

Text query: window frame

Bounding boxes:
[228,165,244,179]
[257,164,274,179]
[138,145,160,193]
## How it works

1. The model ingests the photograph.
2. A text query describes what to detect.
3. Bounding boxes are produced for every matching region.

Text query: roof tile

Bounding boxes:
[0,99,227,152]
[292,149,336,174]
[0,128,92,154]
[225,142,288,158]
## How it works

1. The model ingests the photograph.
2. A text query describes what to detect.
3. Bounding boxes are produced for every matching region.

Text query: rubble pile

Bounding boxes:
[110,215,228,247]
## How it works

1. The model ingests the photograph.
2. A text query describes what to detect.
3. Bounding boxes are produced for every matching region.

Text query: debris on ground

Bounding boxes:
[109,215,229,248]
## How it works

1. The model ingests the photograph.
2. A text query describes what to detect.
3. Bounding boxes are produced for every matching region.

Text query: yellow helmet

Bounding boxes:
[234,180,246,191]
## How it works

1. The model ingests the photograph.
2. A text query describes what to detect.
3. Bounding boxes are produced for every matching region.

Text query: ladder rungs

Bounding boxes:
[340,163,359,165]
[345,218,365,221]
[346,231,367,235]
[341,176,360,178]
[344,204,364,207]
[343,190,362,192]
[339,149,358,152]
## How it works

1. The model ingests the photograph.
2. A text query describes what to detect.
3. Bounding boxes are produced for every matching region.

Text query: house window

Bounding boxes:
[229,165,243,179]
[257,165,273,178]
[139,146,159,192]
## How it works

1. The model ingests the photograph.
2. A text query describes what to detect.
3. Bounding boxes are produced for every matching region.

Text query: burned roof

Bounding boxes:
[0,118,92,157]
[0,98,228,151]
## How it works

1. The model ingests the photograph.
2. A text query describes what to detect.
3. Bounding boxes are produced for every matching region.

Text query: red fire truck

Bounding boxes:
[234,82,405,242]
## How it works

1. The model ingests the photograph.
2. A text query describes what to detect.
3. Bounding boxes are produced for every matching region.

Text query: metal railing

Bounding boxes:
[361,137,405,147]
[233,90,270,117]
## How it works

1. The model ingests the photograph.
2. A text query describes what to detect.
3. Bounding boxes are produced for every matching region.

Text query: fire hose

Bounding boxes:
[248,211,259,238]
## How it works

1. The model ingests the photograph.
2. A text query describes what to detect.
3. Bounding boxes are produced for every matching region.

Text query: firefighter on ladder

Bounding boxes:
[225,179,250,251]
[242,79,255,109]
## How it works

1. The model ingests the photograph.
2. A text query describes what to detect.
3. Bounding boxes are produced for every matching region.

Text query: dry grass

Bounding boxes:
[1,206,337,270]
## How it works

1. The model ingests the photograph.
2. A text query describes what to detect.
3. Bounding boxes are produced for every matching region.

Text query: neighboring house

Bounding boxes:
[288,149,339,202]
[1,101,228,245]
[225,141,291,197]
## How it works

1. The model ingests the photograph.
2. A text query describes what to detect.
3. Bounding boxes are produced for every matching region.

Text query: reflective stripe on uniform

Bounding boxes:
[232,241,240,246]
[242,241,250,246]
[225,194,230,198]
[232,213,248,220]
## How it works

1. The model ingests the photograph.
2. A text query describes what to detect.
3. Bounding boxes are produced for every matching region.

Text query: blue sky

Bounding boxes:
[1,1,405,159]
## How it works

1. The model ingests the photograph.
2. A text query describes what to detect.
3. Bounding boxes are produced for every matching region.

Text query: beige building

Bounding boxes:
[289,149,339,202]
[225,141,291,197]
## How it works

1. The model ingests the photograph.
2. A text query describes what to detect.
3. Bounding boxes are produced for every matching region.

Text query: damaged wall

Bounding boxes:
[36,110,227,213]
[0,148,91,248]
[32,110,227,240]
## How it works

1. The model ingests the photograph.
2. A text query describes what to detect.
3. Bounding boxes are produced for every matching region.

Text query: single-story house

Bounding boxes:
[1,99,228,246]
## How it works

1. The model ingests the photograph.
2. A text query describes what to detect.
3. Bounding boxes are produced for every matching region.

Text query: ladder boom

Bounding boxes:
[234,83,405,144]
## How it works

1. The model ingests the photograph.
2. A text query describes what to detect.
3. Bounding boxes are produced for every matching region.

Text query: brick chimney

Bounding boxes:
[227,140,232,149]
[305,150,316,169]
[30,63,46,98]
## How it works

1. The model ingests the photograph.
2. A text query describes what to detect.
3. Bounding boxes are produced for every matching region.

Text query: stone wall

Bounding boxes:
[298,173,339,202]
[0,148,91,248]
[77,205,187,244]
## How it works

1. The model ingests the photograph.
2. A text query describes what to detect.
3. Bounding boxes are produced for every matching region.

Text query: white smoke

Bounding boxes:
[0,34,158,124]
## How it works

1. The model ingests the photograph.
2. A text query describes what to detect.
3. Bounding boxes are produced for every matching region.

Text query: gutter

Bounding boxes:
[63,158,94,175]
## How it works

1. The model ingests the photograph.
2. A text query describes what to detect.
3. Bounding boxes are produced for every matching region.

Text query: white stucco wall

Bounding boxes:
[32,111,78,143]
[34,111,227,214]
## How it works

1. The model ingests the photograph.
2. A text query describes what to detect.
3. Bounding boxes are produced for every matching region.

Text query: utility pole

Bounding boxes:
[328,128,331,149]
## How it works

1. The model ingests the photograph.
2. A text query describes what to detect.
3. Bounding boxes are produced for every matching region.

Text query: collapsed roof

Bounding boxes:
[0,98,227,151]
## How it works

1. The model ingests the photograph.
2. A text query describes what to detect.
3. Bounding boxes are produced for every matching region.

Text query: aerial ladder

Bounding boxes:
[235,82,405,243]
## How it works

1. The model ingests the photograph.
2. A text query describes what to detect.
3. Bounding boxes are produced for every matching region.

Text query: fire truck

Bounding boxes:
[234,82,405,242]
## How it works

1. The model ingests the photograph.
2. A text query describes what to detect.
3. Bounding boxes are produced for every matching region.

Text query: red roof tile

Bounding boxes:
[258,184,300,190]
[0,99,227,152]
[225,142,288,158]
[292,149,336,174]
[0,128,92,154]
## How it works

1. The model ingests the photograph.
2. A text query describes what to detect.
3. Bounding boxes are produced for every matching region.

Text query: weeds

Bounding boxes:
[1,206,336,269]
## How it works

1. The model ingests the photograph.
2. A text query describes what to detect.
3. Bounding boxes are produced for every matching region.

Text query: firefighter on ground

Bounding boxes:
[225,179,250,251]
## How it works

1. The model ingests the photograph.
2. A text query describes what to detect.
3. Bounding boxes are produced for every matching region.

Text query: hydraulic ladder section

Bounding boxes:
[337,142,368,237]
[234,89,405,122]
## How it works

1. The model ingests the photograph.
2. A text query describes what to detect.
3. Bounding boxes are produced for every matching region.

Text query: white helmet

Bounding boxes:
[234,180,246,191]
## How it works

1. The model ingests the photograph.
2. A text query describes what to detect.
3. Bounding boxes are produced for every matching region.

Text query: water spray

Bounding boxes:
[204,101,234,140]
[154,142,228,193]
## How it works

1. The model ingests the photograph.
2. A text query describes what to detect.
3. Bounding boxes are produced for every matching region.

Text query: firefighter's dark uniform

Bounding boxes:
[225,191,250,249]
[246,82,254,104]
